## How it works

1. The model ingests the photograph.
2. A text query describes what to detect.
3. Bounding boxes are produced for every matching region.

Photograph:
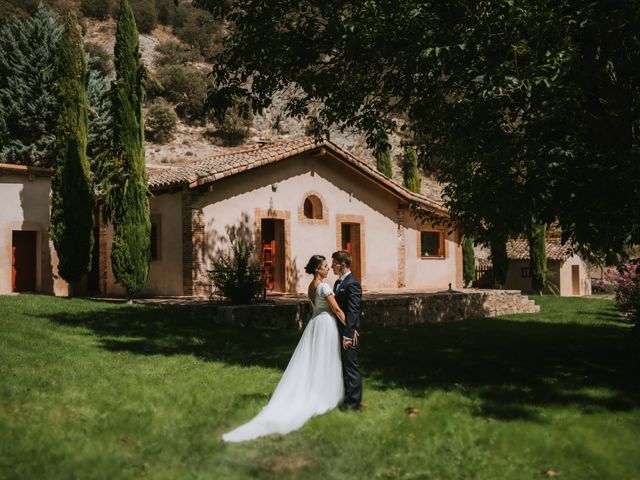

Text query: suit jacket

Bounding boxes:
[334,273,362,339]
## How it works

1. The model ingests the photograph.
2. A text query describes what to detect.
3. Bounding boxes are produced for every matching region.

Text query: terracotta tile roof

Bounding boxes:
[147,137,446,213]
[0,163,53,177]
[507,238,573,261]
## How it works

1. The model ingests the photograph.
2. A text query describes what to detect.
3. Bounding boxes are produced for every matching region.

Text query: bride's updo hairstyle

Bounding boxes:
[304,255,326,275]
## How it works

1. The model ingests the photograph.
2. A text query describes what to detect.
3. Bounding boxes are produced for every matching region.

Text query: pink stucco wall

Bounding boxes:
[101,152,462,296]
[0,174,68,295]
[505,254,591,296]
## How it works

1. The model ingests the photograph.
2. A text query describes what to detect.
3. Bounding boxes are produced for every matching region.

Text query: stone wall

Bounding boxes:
[167,289,539,330]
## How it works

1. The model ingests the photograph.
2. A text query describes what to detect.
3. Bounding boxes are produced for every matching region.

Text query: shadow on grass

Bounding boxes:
[38,299,640,422]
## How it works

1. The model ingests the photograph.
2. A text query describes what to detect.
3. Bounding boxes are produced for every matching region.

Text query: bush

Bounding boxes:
[172,4,223,60]
[84,41,112,76]
[145,98,177,143]
[206,101,253,146]
[154,40,202,67]
[155,0,176,25]
[80,0,114,19]
[612,263,640,324]
[130,0,156,33]
[209,238,264,304]
[156,64,208,122]
[592,268,617,294]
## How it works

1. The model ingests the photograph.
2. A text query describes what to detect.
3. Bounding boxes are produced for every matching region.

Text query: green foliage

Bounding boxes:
[156,64,208,122]
[130,0,156,34]
[375,147,392,178]
[80,0,114,19]
[490,234,508,288]
[155,0,176,25]
[0,4,62,166]
[84,41,113,76]
[145,98,177,144]
[49,12,94,288]
[528,222,547,294]
[209,238,264,304]
[402,145,421,193]
[207,101,252,146]
[107,0,150,299]
[172,3,222,60]
[204,0,640,257]
[154,40,202,67]
[462,235,475,288]
[87,66,113,183]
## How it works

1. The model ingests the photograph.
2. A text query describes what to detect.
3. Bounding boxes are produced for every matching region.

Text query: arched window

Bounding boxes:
[303,195,323,220]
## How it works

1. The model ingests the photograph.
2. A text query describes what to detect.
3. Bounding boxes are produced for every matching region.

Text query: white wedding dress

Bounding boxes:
[222,282,344,442]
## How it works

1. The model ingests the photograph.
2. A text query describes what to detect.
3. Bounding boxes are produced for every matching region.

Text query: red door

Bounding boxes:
[12,231,37,292]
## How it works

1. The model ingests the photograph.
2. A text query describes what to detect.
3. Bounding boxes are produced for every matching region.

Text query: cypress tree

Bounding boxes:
[528,220,547,294]
[375,147,393,178]
[490,234,508,288]
[402,146,421,193]
[107,0,150,299]
[87,66,113,185]
[462,235,475,288]
[49,12,94,293]
[0,5,62,166]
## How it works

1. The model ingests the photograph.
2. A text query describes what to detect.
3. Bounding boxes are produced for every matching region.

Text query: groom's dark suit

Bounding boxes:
[334,273,362,410]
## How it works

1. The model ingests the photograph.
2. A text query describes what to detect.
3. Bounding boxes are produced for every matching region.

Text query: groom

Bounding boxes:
[331,250,362,411]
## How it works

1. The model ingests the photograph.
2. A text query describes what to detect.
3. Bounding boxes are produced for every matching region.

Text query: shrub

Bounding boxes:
[209,238,264,304]
[145,98,177,143]
[172,4,222,60]
[84,41,112,76]
[612,263,640,324]
[206,101,253,146]
[80,0,114,19]
[592,268,617,294]
[156,64,208,122]
[154,40,202,67]
[130,0,156,33]
[155,0,176,25]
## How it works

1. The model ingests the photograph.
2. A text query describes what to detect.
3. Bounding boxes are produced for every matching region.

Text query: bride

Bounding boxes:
[222,255,346,442]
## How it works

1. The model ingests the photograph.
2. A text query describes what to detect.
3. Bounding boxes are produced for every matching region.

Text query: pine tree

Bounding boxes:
[0,5,62,166]
[107,0,150,299]
[462,235,475,288]
[528,221,547,294]
[376,147,393,178]
[402,146,421,193]
[87,66,113,184]
[49,12,94,292]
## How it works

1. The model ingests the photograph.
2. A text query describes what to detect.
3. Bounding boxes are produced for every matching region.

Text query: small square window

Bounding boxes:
[420,231,444,258]
[521,267,530,278]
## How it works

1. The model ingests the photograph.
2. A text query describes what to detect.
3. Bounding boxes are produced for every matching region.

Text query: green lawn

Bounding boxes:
[1,295,639,480]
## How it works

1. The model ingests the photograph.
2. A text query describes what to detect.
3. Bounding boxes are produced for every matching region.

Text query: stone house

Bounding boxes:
[504,238,591,296]
[0,163,69,295]
[98,137,464,296]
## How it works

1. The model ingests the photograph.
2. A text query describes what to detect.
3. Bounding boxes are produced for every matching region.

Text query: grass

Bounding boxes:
[1,294,639,480]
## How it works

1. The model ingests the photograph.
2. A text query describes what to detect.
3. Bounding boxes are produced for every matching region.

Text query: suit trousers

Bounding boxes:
[341,343,362,409]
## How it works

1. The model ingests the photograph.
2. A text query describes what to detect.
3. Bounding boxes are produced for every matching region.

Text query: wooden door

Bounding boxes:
[341,223,361,281]
[12,231,37,292]
[261,219,286,292]
[571,265,580,296]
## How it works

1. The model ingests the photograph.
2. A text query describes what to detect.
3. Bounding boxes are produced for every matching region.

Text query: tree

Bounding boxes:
[0,4,62,166]
[87,63,113,185]
[462,235,475,288]
[49,12,95,293]
[490,233,508,289]
[528,221,547,294]
[402,145,420,193]
[106,0,150,299]
[201,0,640,258]
[375,147,392,178]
